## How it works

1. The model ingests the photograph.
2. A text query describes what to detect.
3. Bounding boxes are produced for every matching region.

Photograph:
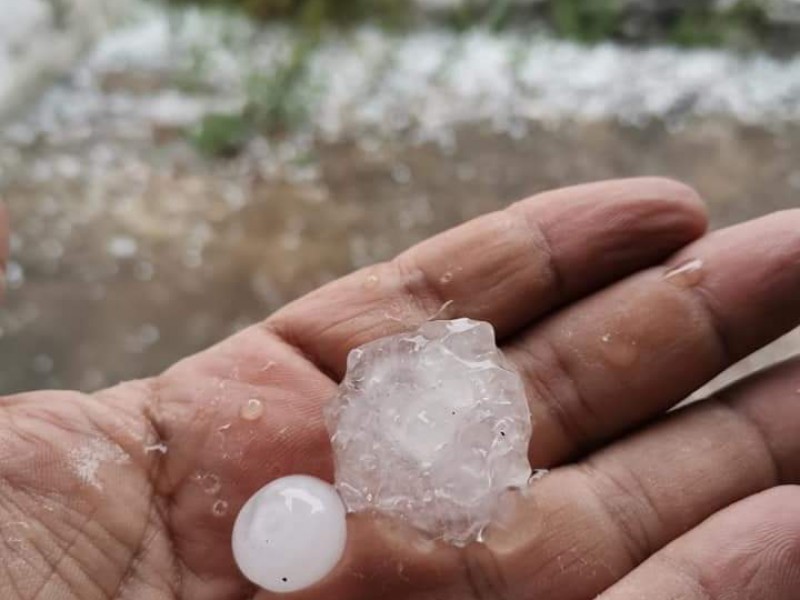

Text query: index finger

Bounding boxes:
[270,178,706,378]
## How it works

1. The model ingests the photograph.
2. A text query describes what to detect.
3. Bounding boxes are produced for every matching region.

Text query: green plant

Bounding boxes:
[189,112,253,156]
[174,45,213,93]
[484,0,515,32]
[169,0,411,27]
[668,1,768,48]
[245,36,317,135]
[187,28,318,155]
[549,0,623,43]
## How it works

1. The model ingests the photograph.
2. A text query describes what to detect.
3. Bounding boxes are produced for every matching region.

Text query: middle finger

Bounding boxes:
[508,209,800,466]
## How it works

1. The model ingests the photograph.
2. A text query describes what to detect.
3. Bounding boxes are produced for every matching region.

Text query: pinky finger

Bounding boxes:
[599,486,800,600]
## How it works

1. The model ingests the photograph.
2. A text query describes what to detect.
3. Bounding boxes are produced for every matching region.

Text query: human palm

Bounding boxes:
[2,178,799,599]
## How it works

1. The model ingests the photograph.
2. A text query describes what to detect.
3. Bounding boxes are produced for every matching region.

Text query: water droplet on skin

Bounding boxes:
[212,499,229,517]
[193,472,222,495]
[364,274,380,289]
[664,258,704,288]
[439,271,454,284]
[240,398,264,421]
[232,475,347,593]
[599,335,639,368]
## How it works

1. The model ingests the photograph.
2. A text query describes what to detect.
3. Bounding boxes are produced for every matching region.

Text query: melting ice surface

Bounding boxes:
[325,318,532,545]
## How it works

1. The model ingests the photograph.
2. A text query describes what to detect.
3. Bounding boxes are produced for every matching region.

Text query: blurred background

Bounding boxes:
[0,0,798,394]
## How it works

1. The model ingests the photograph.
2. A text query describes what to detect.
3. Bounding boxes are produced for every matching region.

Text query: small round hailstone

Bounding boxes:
[232,475,347,593]
[324,318,532,546]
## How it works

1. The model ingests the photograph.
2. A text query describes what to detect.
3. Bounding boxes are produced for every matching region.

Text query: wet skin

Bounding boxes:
[0,178,799,599]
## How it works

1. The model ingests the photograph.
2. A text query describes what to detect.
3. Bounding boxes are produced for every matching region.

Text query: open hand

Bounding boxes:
[1,178,798,599]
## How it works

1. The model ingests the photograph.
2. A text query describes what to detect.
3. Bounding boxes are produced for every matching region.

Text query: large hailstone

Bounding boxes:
[325,318,532,545]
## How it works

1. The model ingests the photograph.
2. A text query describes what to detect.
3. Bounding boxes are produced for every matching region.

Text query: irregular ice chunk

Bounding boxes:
[325,318,532,545]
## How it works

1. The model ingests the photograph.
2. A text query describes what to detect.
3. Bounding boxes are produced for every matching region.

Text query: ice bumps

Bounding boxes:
[325,318,533,545]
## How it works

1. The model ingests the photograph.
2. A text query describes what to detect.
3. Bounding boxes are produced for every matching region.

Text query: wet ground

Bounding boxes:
[1,9,798,395]
[2,116,799,394]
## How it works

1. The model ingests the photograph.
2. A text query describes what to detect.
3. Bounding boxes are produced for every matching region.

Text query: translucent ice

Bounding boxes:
[325,318,532,545]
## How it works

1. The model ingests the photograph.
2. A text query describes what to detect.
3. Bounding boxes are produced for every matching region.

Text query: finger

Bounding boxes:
[599,486,800,600]
[509,209,800,465]
[270,178,706,377]
[284,356,800,600]
[481,356,800,600]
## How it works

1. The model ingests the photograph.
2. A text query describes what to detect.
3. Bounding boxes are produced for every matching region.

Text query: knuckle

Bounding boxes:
[577,460,662,567]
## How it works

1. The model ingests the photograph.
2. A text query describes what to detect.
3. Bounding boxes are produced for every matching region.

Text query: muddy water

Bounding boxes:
[1,117,799,394]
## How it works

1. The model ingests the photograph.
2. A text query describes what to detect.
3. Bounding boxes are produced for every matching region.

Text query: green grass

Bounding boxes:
[549,0,623,44]
[169,0,410,27]
[547,0,769,48]
[186,28,319,156]
[188,112,252,157]
[180,0,773,155]
[168,0,772,48]
[668,1,768,49]
[245,35,317,135]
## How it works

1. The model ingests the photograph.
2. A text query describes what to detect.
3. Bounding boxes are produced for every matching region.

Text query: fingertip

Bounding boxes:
[613,176,709,239]
[747,484,800,514]
[633,176,706,211]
